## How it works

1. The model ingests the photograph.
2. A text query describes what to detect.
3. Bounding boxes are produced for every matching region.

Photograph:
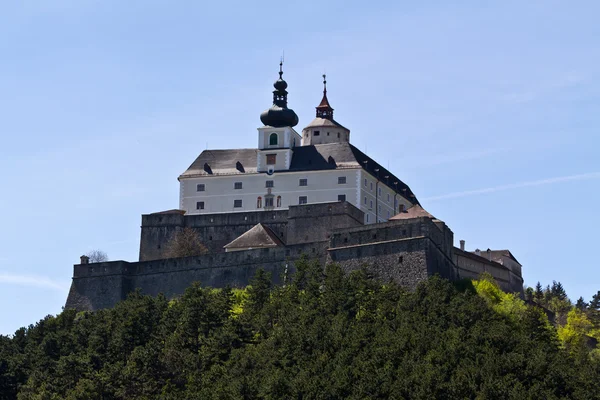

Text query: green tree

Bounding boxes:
[576,296,588,311]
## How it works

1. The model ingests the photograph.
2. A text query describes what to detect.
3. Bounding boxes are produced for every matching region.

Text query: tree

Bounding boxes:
[575,297,588,311]
[86,249,108,263]
[551,281,568,301]
[164,227,208,258]
[524,287,534,302]
[534,282,543,301]
[590,291,600,310]
[589,291,600,324]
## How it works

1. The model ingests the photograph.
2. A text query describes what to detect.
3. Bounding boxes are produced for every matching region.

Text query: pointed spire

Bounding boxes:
[316,74,334,119]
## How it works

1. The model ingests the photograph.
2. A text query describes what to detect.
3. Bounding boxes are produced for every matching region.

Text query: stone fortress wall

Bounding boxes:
[66,201,523,312]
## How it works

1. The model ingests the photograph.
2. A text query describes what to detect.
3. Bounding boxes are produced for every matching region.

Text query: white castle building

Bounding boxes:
[178,63,418,224]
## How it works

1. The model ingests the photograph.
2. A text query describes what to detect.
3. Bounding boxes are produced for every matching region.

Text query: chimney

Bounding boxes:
[460,240,465,251]
[475,248,481,256]
[486,248,492,261]
[80,255,90,265]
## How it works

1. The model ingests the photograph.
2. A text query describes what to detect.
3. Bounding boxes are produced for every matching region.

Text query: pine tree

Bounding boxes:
[575,297,588,311]
[534,282,543,301]
[590,291,600,310]
[551,281,568,301]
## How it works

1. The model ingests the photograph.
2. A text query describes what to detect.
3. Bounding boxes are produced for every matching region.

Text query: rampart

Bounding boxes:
[67,241,328,311]
[66,201,521,312]
[139,201,364,260]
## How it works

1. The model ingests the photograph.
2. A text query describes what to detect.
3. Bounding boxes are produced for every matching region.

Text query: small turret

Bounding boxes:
[301,74,350,146]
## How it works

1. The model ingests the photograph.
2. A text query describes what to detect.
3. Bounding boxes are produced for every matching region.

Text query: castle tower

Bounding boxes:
[257,61,302,174]
[301,74,350,145]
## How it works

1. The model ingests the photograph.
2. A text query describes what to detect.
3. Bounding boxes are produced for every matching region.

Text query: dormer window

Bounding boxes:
[269,133,278,146]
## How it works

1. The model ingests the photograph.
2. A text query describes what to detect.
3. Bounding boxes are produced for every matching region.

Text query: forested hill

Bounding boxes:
[1,261,600,399]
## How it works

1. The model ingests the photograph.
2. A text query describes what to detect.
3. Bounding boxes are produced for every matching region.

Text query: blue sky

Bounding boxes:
[0,0,598,334]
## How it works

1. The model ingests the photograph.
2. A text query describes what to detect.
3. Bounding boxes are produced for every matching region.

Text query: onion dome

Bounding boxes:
[260,62,299,127]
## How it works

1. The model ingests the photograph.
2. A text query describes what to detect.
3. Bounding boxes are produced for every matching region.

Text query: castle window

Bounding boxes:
[234,199,242,208]
[387,193,390,202]
[299,178,308,186]
[338,194,346,202]
[366,214,370,223]
[378,187,382,196]
[364,197,367,204]
[197,184,205,192]
[265,197,274,207]
[337,132,340,138]
[370,182,373,191]
[299,196,307,205]
[370,200,373,209]
[314,130,320,136]
[266,154,276,165]
[266,180,274,188]
[327,132,330,136]
[276,196,281,207]
[399,204,405,212]
[257,197,262,208]
[364,179,367,187]
[196,201,204,210]
[338,176,346,184]
[234,182,242,190]
[387,211,390,218]
[269,133,278,146]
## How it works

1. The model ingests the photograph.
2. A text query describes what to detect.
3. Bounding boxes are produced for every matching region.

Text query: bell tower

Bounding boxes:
[257,61,301,173]
[301,75,350,146]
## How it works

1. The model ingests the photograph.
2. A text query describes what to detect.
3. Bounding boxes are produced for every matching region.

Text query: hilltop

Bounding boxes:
[1,260,600,399]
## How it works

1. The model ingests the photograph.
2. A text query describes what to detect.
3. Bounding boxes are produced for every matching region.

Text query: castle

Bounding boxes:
[65,64,523,311]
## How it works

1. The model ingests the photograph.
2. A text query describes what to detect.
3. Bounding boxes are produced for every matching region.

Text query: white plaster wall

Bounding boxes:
[257,148,292,172]
[358,170,413,224]
[180,168,360,214]
[258,126,301,149]
[301,125,350,145]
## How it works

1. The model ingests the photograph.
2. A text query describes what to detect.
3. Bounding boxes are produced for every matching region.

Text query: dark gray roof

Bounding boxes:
[289,143,418,203]
[179,149,258,178]
[303,117,349,131]
[179,143,418,204]
[223,223,284,250]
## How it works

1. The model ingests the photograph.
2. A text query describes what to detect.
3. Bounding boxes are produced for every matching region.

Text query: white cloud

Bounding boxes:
[0,273,69,292]
[423,172,600,202]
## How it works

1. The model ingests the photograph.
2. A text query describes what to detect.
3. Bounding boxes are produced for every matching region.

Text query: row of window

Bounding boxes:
[195,194,347,210]
[363,178,396,204]
[306,130,347,139]
[196,176,348,192]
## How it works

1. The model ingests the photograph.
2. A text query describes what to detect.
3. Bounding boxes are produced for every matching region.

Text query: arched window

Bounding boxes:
[257,197,262,208]
[276,196,281,207]
[269,133,278,146]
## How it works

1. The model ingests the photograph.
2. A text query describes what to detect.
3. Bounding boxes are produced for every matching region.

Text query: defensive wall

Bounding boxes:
[66,201,522,312]
[139,201,364,260]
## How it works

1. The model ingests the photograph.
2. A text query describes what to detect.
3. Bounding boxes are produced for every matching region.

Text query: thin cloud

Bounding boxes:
[0,273,69,292]
[423,172,600,202]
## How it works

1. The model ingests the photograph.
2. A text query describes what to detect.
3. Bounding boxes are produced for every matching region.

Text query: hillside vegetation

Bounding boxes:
[1,260,599,399]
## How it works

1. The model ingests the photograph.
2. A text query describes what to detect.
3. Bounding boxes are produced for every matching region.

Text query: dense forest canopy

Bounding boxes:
[1,260,599,399]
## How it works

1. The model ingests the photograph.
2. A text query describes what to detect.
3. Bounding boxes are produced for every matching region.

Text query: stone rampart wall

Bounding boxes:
[67,242,328,311]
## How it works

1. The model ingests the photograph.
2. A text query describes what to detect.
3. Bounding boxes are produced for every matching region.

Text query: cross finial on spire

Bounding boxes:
[322,74,327,94]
